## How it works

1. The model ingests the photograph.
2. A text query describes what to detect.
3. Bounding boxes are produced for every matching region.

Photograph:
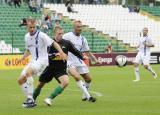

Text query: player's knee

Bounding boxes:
[62,81,69,88]
[17,75,26,85]
[82,74,91,82]
[17,78,22,85]
[85,79,91,83]
[72,74,81,81]
[64,81,69,87]
[144,65,148,69]
[84,77,91,83]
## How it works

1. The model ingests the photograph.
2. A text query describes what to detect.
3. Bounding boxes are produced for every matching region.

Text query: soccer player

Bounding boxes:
[33,26,86,106]
[17,20,67,108]
[63,20,100,102]
[133,27,157,82]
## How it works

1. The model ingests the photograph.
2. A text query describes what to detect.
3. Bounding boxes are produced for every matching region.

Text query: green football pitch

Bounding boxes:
[0,65,160,115]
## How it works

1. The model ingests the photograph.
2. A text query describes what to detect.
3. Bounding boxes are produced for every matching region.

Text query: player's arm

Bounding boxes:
[66,40,85,60]
[144,38,154,47]
[43,33,67,60]
[145,43,154,47]
[18,50,30,63]
[144,42,154,47]
[52,42,67,60]
[82,37,101,64]
[83,51,101,64]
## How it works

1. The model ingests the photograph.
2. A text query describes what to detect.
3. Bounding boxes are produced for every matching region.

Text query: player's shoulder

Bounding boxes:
[81,35,87,40]
[25,32,30,38]
[63,32,73,38]
[62,39,72,44]
[38,31,48,37]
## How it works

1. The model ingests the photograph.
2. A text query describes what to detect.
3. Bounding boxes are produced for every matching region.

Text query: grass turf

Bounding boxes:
[0,65,160,115]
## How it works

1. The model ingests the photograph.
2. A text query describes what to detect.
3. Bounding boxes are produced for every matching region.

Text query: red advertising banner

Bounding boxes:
[90,52,160,66]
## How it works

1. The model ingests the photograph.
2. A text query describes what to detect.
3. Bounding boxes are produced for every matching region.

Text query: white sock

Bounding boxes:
[85,82,91,91]
[147,66,156,75]
[134,67,140,80]
[20,82,28,97]
[26,77,34,99]
[76,80,91,99]
[82,82,91,99]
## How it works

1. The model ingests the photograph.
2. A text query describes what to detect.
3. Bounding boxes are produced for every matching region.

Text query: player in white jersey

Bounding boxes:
[133,27,157,82]
[17,19,67,108]
[63,20,100,102]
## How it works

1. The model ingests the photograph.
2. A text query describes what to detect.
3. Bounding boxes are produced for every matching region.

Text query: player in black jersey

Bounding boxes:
[33,26,86,106]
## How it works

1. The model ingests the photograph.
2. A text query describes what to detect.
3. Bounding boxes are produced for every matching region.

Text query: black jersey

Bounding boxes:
[47,39,84,70]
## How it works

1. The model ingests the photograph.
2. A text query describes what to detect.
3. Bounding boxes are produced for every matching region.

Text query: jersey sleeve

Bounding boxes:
[41,32,54,46]
[82,36,90,52]
[62,33,70,41]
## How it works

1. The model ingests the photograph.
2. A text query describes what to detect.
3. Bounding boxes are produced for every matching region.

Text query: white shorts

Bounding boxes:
[21,59,48,77]
[134,52,150,65]
[67,61,89,74]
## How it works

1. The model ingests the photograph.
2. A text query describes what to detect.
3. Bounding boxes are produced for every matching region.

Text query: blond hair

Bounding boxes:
[54,26,63,34]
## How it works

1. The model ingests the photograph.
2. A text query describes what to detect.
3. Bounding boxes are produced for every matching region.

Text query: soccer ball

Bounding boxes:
[115,55,127,67]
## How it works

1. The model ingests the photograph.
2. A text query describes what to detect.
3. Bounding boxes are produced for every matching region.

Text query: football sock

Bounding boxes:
[134,67,140,80]
[85,82,91,90]
[26,77,34,99]
[49,85,64,99]
[20,82,28,97]
[76,80,91,99]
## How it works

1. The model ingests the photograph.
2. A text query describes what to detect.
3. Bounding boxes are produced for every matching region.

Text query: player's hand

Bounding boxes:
[59,52,67,60]
[95,60,102,65]
[55,53,60,57]
[83,55,89,60]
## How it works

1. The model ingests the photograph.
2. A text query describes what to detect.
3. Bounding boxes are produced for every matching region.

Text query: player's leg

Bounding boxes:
[19,60,47,108]
[133,53,141,81]
[80,65,91,90]
[44,75,69,106]
[68,66,96,102]
[133,62,140,81]
[25,67,34,99]
[18,66,36,108]
[33,82,45,100]
[81,73,91,100]
[78,66,96,102]
[33,66,53,100]
[143,56,157,79]
[18,75,28,97]
[18,63,34,99]
[18,63,32,97]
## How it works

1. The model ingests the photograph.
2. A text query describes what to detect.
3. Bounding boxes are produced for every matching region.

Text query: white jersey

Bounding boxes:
[25,31,54,65]
[63,32,89,66]
[137,36,153,55]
